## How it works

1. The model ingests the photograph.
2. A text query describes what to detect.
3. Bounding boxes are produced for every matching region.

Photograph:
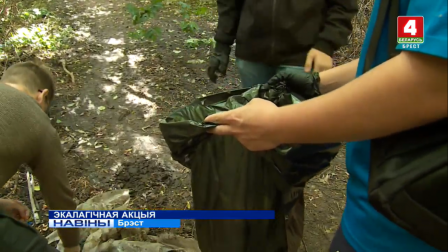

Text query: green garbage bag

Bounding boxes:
[159,83,341,252]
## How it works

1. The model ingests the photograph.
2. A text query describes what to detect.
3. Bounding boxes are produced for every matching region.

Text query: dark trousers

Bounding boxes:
[329,225,356,252]
[0,212,59,252]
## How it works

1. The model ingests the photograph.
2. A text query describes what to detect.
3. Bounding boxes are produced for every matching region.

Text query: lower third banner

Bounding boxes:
[49,219,181,228]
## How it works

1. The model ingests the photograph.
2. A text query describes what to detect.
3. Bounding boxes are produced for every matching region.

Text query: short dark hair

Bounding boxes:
[0,60,56,102]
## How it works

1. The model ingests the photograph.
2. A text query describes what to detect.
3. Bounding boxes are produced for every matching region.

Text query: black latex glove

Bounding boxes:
[267,69,321,99]
[207,42,231,83]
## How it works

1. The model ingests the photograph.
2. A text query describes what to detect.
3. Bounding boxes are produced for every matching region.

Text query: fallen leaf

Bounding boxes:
[56,119,62,124]
[173,50,181,54]
[187,201,191,209]
[124,148,132,156]
[187,59,205,64]
[319,174,330,184]
[98,106,106,111]
[34,185,40,191]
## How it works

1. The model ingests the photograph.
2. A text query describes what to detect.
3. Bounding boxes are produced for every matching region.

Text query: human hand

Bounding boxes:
[64,245,81,252]
[204,98,281,151]
[304,48,333,73]
[267,68,321,99]
[207,42,231,83]
[0,199,29,222]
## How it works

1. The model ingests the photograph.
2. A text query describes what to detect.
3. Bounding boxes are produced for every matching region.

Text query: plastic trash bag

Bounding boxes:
[83,229,200,252]
[46,189,131,250]
[75,189,131,211]
[159,83,341,252]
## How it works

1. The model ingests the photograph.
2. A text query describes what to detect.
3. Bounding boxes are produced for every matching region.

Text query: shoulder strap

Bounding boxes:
[363,0,401,73]
[387,1,400,58]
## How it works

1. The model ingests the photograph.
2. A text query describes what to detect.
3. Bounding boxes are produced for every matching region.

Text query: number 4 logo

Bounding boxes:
[397,16,424,44]
[403,19,417,36]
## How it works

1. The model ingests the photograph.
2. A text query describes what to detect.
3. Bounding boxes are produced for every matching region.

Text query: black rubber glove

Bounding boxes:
[207,42,231,83]
[267,69,321,99]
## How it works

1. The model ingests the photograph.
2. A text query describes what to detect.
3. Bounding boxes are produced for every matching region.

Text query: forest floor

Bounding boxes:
[0,0,369,250]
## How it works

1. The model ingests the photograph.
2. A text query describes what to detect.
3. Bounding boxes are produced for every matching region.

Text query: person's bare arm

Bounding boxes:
[30,127,80,249]
[272,51,447,144]
[318,58,359,94]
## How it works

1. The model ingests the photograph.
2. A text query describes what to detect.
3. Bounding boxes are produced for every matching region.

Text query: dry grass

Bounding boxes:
[334,0,374,64]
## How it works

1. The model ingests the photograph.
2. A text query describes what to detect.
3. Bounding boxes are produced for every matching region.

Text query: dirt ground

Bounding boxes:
[1,0,351,251]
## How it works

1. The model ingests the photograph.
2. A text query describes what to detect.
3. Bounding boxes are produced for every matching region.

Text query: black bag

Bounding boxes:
[366,0,448,250]
[159,83,340,252]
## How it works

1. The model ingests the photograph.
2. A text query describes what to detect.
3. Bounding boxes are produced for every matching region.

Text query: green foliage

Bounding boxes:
[126,0,163,26]
[129,27,162,41]
[178,2,198,33]
[125,0,207,41]
[185,38,215,49]
[7,23,73,51]
[20,8,49,20]
[195,7,208,16]
[125,0,164,41]
[0,6,73,60]
[180,21,198,33]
